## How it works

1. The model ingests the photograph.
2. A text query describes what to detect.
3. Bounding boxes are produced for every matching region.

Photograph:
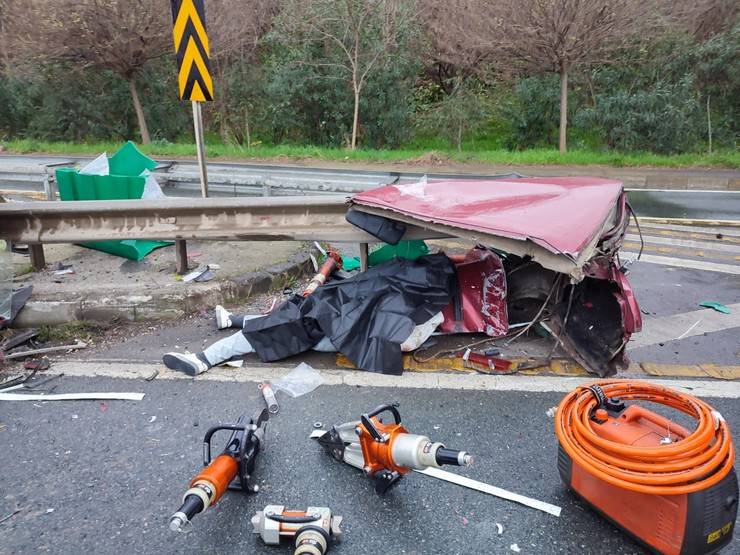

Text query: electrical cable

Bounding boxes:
[555,380,735,496]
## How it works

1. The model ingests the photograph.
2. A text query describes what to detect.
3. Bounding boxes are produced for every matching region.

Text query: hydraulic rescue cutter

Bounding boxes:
[169,408,269,532]
[555,381,737,555]
[252,505,342,555]
[313,403,472,494]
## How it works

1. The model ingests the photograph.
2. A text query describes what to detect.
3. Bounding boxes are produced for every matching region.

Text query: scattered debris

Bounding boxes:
[313,421,323,429]
[23,358,50,371]
[0,391,145,402]
[148,416,157,423]
[180,264,219,283]
[495,522,504,535]
[0,329,38,352]
[416,468,561,517]
[675,319,702,341]
[99,402,108,413]
[52,268,75,276]
[258,382,279,414]
[510,543,521,552]
[1,341,87,361]
[0,285,33,330]
[0,508,22,524]
[273,363,324,398]
[699,301,731,314]
[546,407,558,418]
[145,369,159,381]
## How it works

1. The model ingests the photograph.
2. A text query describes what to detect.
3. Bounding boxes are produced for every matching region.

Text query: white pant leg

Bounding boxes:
[202,331,255,365]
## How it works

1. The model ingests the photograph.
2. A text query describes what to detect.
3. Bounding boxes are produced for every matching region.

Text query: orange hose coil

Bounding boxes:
[555,380,735,495]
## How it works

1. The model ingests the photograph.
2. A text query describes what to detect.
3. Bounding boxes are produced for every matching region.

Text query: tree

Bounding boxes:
[207,0,277,145]
[272,0,417,149]
[425,0,661,153]
[4,0,171,144]
[415,77,490,152]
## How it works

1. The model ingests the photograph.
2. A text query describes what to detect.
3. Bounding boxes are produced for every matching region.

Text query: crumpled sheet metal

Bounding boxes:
[350,177,624,268]
[439,248,508,337]
[243,254,457,375]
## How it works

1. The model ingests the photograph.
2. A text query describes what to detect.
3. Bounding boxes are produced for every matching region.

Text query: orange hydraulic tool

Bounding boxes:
[303,251,342,297]
[555,381,737,555]
[251,505,342,555]
[313,403,472,494]
[169,408,268,532]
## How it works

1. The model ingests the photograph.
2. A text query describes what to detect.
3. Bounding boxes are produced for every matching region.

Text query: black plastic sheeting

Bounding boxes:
[242,254,457,374]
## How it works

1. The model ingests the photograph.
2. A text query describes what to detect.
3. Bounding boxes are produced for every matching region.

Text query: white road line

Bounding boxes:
[622,252,740,274]
[629,222,740,237]
[48,361,740,398]
[625,234,740,254]
[629,302,740,350]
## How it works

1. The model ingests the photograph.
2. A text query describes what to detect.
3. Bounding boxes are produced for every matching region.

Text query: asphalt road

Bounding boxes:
[1,376,738,555]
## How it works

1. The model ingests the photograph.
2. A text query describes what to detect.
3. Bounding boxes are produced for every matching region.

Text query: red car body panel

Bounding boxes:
[440,248,508,337]
[352,177,625,258]
[350,177,642,376]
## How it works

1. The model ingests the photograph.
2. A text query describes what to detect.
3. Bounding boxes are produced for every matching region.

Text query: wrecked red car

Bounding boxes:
[348,176,642,377]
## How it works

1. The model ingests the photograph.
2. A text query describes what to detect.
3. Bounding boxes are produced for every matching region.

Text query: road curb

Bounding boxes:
[12,251,313,327]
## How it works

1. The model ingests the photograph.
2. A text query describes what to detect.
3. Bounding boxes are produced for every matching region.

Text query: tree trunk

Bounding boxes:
[351,87,360,150]
[559,66,568,154]
[706,94,712,155]
[457,123,463,153]
[128,77,151,144]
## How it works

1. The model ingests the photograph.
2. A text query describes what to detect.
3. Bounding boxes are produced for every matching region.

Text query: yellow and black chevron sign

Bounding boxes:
[170,0,214,102]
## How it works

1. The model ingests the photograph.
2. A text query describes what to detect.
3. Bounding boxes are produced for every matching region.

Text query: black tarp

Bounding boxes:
[242,254,457,374]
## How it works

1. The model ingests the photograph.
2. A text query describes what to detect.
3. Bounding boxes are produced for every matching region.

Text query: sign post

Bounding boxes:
[170,0,214,198]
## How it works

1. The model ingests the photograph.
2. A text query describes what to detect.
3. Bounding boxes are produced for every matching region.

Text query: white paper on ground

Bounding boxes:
[415,467,562,517]
[0,392,145,401]
[79,152,109,175]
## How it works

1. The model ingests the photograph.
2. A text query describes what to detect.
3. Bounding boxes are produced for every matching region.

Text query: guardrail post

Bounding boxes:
[29,244,46,271]
[175,239,188,274]
[359,243,369,271]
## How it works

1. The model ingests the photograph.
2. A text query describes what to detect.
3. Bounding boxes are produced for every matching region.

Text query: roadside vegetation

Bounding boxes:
[4,139,738,169]
[0,1,737,167]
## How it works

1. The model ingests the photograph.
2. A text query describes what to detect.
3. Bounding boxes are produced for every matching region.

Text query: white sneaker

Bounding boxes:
[162,352,210,376]
[215,305,233,330]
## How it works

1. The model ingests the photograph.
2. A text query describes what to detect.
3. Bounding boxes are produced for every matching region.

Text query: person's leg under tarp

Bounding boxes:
[162,330,256,376]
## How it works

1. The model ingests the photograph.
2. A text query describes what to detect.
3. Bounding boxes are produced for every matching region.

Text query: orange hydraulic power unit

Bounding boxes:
[555,381,737,555]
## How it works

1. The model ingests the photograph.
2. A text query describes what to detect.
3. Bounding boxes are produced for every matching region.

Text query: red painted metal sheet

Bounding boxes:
[440,248,508,337]
[351,177,624,257]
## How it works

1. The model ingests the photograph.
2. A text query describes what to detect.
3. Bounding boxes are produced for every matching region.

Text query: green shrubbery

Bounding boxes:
[0,25,737,155]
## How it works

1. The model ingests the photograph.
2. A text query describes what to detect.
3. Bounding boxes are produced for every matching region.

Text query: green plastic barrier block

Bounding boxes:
[108,141,158,176]
[54,143,170,260]
[342,240,429,271]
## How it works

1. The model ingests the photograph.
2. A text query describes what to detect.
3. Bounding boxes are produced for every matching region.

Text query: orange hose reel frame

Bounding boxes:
[358,417,411,476]
[555,380,735,496]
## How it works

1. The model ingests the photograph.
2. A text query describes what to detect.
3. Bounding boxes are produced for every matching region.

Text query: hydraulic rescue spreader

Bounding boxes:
[169,408,268,533]
[314,403,472,494]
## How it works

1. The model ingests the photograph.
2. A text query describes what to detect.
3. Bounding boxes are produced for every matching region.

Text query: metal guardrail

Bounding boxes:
[0,196,447,271]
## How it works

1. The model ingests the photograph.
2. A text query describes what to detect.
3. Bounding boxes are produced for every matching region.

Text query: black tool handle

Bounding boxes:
[202,423,247,465]
[361,403,401,442]
[265,514,317,524]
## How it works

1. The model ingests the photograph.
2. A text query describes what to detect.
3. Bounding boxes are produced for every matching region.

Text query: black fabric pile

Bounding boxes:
[242,253,457,374]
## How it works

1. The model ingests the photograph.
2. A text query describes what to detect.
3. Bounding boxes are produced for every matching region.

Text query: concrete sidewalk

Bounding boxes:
[11,240,311,327]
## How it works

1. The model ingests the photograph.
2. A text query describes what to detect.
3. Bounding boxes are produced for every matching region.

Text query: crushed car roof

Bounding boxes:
[350,177,625,278]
